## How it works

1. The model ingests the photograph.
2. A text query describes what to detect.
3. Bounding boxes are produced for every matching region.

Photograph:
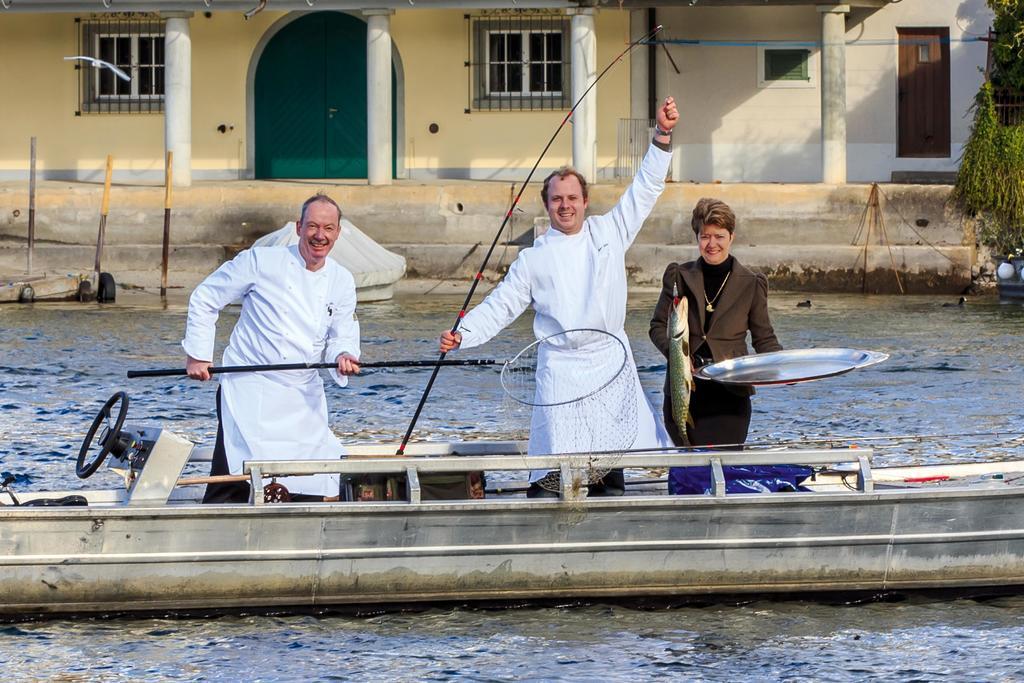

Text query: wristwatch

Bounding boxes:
[654,125,672,137]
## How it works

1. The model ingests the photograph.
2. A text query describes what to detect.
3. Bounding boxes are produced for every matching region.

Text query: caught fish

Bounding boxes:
[668,284,694,446]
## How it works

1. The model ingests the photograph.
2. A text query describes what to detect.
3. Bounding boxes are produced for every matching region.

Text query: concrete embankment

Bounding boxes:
[0,179,974,294]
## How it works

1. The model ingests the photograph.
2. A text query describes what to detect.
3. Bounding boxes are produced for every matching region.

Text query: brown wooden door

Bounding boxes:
[897,27,951,157]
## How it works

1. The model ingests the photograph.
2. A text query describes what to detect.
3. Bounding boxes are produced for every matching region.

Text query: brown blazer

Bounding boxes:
[649,257,782,397]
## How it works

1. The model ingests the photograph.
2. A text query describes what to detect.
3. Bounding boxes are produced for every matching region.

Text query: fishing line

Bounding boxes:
[396,24,665,455]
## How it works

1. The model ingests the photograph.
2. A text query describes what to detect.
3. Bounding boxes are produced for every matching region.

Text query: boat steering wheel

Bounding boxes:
[76,391,129,479]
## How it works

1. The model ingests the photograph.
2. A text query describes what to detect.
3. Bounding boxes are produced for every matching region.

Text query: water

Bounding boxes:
[1,290,1023,679]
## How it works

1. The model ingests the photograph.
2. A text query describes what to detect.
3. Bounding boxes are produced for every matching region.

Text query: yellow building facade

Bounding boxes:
[0,7,632,184]
[0,1,991,185]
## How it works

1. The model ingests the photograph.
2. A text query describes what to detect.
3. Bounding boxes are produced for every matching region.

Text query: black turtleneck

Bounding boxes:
[690,256,735,368]
[700,255,734,329]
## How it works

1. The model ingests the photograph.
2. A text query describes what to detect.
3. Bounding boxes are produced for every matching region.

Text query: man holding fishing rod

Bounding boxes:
[440,96,679,498]
[183,193,361,503]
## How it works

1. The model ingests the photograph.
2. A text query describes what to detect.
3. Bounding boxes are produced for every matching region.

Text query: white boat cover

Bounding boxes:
[252,220,406,293]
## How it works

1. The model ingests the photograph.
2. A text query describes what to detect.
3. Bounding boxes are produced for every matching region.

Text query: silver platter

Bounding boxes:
[695,348,890,386]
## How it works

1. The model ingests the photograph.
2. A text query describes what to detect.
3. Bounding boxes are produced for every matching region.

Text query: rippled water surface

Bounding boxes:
[1,290,1023,679]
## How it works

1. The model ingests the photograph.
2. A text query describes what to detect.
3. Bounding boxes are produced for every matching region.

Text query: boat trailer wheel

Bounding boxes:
[76,391,130,479]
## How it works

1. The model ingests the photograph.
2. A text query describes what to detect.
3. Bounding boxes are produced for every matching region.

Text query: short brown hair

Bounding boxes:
[299,193,342,225]
[541,167,589,205]
[691,197,736,236]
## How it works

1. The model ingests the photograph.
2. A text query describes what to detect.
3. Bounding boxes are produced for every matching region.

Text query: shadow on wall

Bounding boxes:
[956,0,991,35]
[661,5,858,182]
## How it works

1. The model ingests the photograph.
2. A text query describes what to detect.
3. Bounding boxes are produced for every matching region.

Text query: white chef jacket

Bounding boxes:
[182,245,360,497]
[457,143,673,479]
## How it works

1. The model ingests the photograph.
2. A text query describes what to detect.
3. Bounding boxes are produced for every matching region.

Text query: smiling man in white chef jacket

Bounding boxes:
[440,97,679,498]
[183,194,361,503]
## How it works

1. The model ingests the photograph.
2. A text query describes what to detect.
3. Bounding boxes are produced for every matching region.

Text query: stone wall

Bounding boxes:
[0,180,974,293]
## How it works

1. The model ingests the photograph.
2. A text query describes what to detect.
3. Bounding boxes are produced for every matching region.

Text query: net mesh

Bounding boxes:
[500,328,639,495]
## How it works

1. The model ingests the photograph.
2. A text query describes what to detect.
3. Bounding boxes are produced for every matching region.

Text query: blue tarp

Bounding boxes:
[668,464,814,495]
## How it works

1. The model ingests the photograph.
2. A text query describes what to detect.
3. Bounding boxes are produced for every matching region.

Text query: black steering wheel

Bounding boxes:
[77,391,129,479]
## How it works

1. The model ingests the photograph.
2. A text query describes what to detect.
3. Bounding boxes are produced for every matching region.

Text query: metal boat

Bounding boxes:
[997,258,1024,301]
[2,392,1024,619]
[0,272,87,303]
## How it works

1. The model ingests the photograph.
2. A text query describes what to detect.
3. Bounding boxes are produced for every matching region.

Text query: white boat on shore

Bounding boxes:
[3,392,1024,620]
[252,220,406,302]
[0,271,87,303]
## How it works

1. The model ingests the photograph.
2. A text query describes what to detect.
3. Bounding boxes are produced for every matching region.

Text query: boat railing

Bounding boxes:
[188,440,535,463]
[241,448,874,504]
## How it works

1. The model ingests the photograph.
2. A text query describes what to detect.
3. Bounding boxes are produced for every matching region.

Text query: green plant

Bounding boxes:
[989,0,1024,91]
[954,82,1024,257]
[977,216,1024,259]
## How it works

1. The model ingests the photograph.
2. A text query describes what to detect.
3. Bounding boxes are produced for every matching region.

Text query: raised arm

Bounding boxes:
[442,255,532,351]
[602,97,678,249]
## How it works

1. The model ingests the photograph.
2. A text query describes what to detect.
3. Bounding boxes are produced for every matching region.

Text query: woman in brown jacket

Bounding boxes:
[649,198,782,449]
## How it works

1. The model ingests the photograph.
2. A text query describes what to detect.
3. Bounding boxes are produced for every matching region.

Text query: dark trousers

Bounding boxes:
[665,377,753,495]
[590,468,625,494]
[201,388,330,504]
[202,388,251,504]
[665,376,752,448]
[526,468,625,498]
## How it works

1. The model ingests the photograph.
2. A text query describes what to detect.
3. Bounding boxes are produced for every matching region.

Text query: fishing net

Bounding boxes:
[500,328,639,496]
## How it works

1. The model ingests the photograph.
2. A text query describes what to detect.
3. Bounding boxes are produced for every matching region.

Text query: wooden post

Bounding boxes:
[27,137,36,275]
[861,185,872,293]
[93,155,113,289]
[161,151,173,299]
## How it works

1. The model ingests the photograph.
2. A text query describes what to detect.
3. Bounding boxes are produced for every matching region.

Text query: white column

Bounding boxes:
[570,7,597,180]
[163,12,193,187]
[365,10,394,186]
[819,5,849,184]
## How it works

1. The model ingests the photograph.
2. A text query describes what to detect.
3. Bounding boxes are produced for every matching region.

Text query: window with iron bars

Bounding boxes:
[75,15,165,114]
[466,12,570,112]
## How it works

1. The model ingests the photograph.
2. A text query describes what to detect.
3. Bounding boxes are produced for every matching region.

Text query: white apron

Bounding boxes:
[220,370,343,497]
[184,245,360,497]
[458,144,673,481]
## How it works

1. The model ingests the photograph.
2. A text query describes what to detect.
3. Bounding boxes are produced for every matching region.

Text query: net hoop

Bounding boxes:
[500,328,629,407]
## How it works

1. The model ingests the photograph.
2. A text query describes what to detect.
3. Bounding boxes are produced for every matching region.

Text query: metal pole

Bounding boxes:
[861,185,872,294]
[27,137,36,275]
[161,151,173,299]
[93,155,113,290]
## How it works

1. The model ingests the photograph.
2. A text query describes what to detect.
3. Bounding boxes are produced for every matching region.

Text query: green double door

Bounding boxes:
[255,12,394,179]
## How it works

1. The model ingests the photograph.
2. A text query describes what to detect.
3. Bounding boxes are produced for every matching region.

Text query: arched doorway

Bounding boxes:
[254,12,396,179]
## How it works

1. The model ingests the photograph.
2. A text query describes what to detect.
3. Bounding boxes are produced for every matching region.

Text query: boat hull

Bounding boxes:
[4,485,1024,616]
[0,272,84,303]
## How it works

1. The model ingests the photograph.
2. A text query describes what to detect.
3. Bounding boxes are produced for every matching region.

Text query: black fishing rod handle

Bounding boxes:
[126,368,187,378]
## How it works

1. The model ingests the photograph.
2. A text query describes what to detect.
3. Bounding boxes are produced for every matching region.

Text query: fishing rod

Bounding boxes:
[396,24,665,456]
[126,358,497,379]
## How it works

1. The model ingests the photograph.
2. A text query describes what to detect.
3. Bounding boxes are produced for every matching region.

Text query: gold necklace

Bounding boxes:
[704,272,731,313]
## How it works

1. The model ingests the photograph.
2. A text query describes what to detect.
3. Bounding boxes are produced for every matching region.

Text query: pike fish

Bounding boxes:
[668,284,695,446]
